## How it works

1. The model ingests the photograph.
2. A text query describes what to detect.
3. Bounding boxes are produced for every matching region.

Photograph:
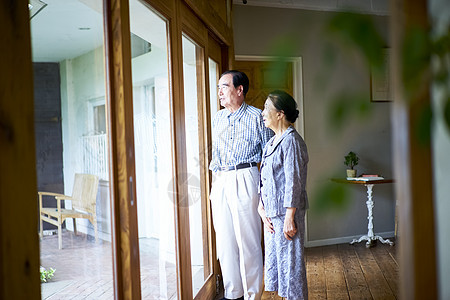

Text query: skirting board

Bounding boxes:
[305,231,395,248]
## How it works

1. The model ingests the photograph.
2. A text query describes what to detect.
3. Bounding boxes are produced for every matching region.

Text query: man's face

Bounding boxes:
[217,74,243,111]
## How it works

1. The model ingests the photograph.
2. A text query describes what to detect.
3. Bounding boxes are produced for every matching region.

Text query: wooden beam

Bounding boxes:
[183,0,233,46]
[169,0,194,297]
[104,0,141,298]
[0,0,41,298]
[390,0,437,299]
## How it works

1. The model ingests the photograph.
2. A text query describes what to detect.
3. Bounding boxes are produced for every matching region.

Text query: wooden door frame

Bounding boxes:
[0,0,41,298]
[203,32,227,298]
[235,55,304,137]
[144,0,232,298]
[179,3,225,298]
[105,0,232,298]
[104,0,141,298]
[391,0,437,299]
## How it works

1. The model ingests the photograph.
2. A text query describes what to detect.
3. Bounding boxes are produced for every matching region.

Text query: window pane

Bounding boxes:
[209,58,219,124]
[129,1,178,298]
[182,35,210,297]
[32,0,113,297]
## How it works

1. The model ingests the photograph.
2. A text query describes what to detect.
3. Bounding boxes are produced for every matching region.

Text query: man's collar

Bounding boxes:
[227,102,247,120]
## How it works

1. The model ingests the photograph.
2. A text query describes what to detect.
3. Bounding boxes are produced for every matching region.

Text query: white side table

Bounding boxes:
[332,178,395,248]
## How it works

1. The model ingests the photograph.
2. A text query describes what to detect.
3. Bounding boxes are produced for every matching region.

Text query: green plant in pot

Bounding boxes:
[344,151,359,177]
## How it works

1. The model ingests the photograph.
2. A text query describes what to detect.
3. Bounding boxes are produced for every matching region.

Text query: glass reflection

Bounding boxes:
[32,0,113,298]
[182,35,209,296]
[209,58,219,124]
[129,0,177,298]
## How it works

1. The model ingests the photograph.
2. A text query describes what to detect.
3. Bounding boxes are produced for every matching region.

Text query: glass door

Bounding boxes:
[31,0,114,297]
[128,0,178,298]
[181,34,211,297]
[179,29,224,298]
[115,0,227,298]
[207,32,222,123]
[13,0,232,298]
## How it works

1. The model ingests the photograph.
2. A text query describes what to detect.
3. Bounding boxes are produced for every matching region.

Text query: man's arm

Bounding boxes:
[209,113,218,172]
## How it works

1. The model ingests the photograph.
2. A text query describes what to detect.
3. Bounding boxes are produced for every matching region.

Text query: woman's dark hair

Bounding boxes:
[267,90,299,123]
[221,70,249,97]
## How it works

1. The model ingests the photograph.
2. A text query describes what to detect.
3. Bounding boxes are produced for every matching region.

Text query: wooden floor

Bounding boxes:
[41,231,397,299]
[262,241,398,300]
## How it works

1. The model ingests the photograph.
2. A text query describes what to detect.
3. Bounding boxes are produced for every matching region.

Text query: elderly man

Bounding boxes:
[209,70,273,300]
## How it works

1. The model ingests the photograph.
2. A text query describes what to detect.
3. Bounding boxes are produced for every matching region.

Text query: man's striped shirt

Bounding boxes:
[209,102,274,172]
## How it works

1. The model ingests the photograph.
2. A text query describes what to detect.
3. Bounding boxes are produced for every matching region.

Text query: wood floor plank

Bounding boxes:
[338,243,373,300]
[371,243,399,299]
[322,245,349,299]
[260,242,398,300]
[385,239,398,261]
[261,291,283,300]
[306,246,327,299]
[354,243,395,299]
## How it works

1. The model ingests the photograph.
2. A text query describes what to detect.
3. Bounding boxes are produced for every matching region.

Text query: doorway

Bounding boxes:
[234,56,304,136]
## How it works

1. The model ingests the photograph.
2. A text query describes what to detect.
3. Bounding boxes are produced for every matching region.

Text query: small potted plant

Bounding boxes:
[40,266,55,283]
[344,151,359,178]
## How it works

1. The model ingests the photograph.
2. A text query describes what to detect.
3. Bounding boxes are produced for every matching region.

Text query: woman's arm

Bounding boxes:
[283,207,297,240]
[258,201,274,234]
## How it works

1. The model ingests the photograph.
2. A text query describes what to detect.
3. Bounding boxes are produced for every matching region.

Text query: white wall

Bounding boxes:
[60,46,106,187]
[59,43,178,248]
[233,6,395,246]
[60,46,110,240]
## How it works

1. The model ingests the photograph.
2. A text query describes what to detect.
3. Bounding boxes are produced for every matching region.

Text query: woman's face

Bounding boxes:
[262,98,279,130]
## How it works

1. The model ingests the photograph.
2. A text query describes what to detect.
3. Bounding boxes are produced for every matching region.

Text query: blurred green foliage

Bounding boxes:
[325,12,450,140]
[317,12,387,137]
[430,28,450,133]
[327,91,371,131]
[313,11,449,213]
[326,12,386,74]
[310,177,351,215]
[260,10,449,214]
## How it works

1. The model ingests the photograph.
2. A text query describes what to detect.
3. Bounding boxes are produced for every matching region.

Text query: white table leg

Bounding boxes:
[350,184,394,247]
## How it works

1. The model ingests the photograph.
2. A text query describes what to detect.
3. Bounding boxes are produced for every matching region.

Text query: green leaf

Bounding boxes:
[444,97,450,132]
[414,103,433,145]
[40,266,56,283]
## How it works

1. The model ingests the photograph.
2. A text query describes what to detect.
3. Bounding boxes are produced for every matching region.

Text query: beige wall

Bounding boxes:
[233,5,395,245]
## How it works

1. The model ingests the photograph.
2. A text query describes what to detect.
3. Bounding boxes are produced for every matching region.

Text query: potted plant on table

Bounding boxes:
[344,151,359,178]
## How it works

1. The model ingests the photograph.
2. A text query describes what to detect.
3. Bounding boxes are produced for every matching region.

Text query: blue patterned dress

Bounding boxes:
[260,126,308,299]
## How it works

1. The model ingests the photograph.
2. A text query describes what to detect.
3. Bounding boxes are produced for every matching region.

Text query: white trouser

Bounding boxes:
[210,166,263,300]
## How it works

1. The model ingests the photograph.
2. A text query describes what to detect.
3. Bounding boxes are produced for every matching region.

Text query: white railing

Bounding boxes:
[80,134,108,180]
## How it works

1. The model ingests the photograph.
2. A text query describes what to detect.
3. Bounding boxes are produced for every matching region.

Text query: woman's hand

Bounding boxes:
[258,201,274,234]
[283,208,297,240]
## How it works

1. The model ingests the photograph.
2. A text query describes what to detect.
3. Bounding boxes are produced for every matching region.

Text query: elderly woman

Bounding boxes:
[258,90,309,299]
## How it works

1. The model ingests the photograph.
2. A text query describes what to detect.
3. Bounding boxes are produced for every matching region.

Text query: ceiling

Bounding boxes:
[233,0,389,15]
[30,0,104,62]
[30,0,389,63]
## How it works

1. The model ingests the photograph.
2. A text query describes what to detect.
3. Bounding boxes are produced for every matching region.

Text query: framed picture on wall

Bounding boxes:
[370,48,392,102]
